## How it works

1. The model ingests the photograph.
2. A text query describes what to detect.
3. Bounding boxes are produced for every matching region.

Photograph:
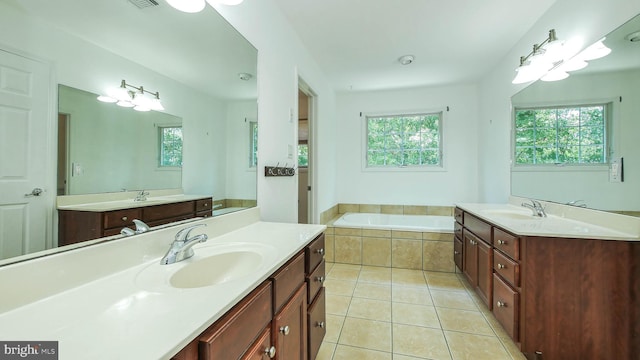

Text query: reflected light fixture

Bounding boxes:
[398,55,415,65]
[512,30,611,84]
[165,0,243,13]
[97,80,164,112]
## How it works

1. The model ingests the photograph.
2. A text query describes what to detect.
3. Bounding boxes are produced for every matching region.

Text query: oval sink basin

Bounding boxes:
[170,250,263,289]
[483,209,539,220]
[135,242,278,292]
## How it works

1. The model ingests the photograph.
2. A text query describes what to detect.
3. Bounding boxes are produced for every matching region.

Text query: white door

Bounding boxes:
[0,49,52,260]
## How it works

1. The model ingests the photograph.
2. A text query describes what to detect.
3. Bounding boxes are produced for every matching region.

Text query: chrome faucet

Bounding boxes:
[160,224,208,265]
[522,199,547,217]
[120,219,150,236]
[134,189,149,202]
[566,200,587,208]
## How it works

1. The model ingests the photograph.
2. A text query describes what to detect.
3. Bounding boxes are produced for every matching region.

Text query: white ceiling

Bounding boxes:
[272,0,558,92]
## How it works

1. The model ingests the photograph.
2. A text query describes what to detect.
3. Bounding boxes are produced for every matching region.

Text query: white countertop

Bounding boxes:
[0,208,326,359]
[57,194,211,212]
[457,199,640,241]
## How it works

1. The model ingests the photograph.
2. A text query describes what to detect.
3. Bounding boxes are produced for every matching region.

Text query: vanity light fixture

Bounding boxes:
[165,0,243,13]
[512,29,612,84]
[97,80,164,112]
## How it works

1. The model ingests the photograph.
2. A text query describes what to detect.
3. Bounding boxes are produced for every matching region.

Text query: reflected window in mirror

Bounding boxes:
[298,143,309,167]
[514,103,611,166]
[159,125,183,168]
[249,121,258,168]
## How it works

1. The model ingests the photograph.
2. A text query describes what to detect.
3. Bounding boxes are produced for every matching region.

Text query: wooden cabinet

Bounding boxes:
[58,197,212,246]
[170,232,325,360]
[455,207,640,360]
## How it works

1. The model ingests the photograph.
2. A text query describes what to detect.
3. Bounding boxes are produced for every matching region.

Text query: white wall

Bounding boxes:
[335,84,479,206]
[214,1,337,223]
[477,0,640,203]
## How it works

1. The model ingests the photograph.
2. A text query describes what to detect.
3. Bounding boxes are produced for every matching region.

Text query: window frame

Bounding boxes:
[157,125,183,169]
[361,110,446,172]
[511,100,614,172]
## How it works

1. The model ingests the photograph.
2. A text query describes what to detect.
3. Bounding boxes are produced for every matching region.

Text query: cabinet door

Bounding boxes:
[242,327,275,360]
[476,239,493,308]
[273,284,307,360]
[453,236,463,271]
[463,231,478,286]
[307,288,326,360]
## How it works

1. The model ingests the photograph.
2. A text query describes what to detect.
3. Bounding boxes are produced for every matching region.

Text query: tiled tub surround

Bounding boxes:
[321,203,456,272]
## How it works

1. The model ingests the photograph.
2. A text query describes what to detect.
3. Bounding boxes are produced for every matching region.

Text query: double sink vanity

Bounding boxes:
[0,208,326,360]
[454,198,640,360]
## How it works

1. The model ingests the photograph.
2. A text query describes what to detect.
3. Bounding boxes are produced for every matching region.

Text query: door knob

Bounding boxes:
[25,188,43,197]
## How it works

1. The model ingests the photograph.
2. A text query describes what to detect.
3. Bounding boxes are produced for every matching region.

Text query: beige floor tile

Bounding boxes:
[436,308,494,335]
[392,302,440,328]
[392,324,452,360]
[333,344,392,360]
[326,294,352,316]
[347,297,392,322]
[393,355,429,360]
[331,263,363,271]
[392,285,432,306]
[338,317,392,352]
[391,269,428,286]
[430,290,477,311]
[316,341,336,360]
[444,331,511,360]
[325,314,345,343]
[325,262,335,274]
[500,337,527,360]
[328,267,361,281]
[353,282,392,301]
[482,310,510,339]
[359,268,392,284]
[424,272,466,291]
[324,279,357,296]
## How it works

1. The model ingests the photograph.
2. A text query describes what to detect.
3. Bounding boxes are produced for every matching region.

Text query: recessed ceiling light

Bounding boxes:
[238,73,253,81]
[625,30,640,42]
[398,55,415,65]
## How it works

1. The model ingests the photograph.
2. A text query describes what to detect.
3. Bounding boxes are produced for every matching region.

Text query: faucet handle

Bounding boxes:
[133,219,150,233]
[175,223,207,241]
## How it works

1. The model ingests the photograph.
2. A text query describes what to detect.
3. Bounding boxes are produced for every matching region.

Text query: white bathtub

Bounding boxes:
[333,212,454,232]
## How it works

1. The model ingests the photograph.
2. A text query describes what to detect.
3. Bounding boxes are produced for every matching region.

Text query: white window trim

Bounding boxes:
[361,108,447,172]
[510,97,618,170]
[248,120,258,170]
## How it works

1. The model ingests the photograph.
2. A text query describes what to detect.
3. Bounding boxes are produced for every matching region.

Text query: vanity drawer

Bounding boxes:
[494,250,520,287]
[306,260,325,303]
[463,213,492,244]
[103,208,142,229]
[199,281,272,360]
[241,327,273,360]
[454,236,463,271]
[305,233,325,274]
[454,208,463,224]
[271,251,305,315]
[144,201,195,222]
[307,288,326,360]
[196,198,212,212]
[494,228,520,260]
[493,274,519,341]
[454,221,463,239]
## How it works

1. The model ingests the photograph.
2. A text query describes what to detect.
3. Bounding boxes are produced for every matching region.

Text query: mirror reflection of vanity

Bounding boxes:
[0,0,258,263]
[511,13,640,216]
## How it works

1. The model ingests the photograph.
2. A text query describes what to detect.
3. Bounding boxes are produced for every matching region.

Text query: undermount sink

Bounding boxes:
[482,209,540,220]
[135,242,278,291]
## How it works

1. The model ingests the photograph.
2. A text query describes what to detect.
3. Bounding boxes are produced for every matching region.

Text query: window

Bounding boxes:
[514,104,608,165]
[365,112,442,168]
[159,126,183,167]
[249,121,258,168]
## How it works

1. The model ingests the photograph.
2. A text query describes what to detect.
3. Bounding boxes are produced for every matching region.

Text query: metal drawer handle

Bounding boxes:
[496,301,507,307]
[498,240,507,245]
[316,321,325,328]
[264,346,276,358]
[122,216,128,221]
[280,325,290,336]
[454,251,460,255]
[315,276,324,283]
[498,263,506,269]
[315,248,324,255]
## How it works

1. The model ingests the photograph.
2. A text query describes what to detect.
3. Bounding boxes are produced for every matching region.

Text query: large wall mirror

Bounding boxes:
[0,0,258,264]
[511,13,640,215]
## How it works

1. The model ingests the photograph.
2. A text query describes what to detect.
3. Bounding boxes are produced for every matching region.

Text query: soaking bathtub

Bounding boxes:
[332,212,454,232]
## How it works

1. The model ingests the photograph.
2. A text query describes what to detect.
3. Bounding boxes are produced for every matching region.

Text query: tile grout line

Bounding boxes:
[423,271,455,360]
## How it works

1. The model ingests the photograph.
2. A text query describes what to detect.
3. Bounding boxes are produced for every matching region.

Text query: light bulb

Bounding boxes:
[578,39,611,61]
[97,95,117,103]
[541,69,569,82]
[133,105,151,112]
[206,0,243,5]
[165,0,206,13]
[117,100,135,108]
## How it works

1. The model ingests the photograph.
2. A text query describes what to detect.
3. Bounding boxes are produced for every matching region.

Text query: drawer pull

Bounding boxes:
[498,263,506,269]
[454,251,460,255]
[315,248,325,255]
[316,321,325,328]
[280,325,290,336]
[264,346,276,359]
[122,216,128,221]
[204,203,208,207]
[496,301,507,308]
[315,276,325,283]
[498,240,507,245]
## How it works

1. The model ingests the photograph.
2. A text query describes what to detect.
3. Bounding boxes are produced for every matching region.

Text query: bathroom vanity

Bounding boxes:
[454,201,640,360]
[0,208,326,360]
